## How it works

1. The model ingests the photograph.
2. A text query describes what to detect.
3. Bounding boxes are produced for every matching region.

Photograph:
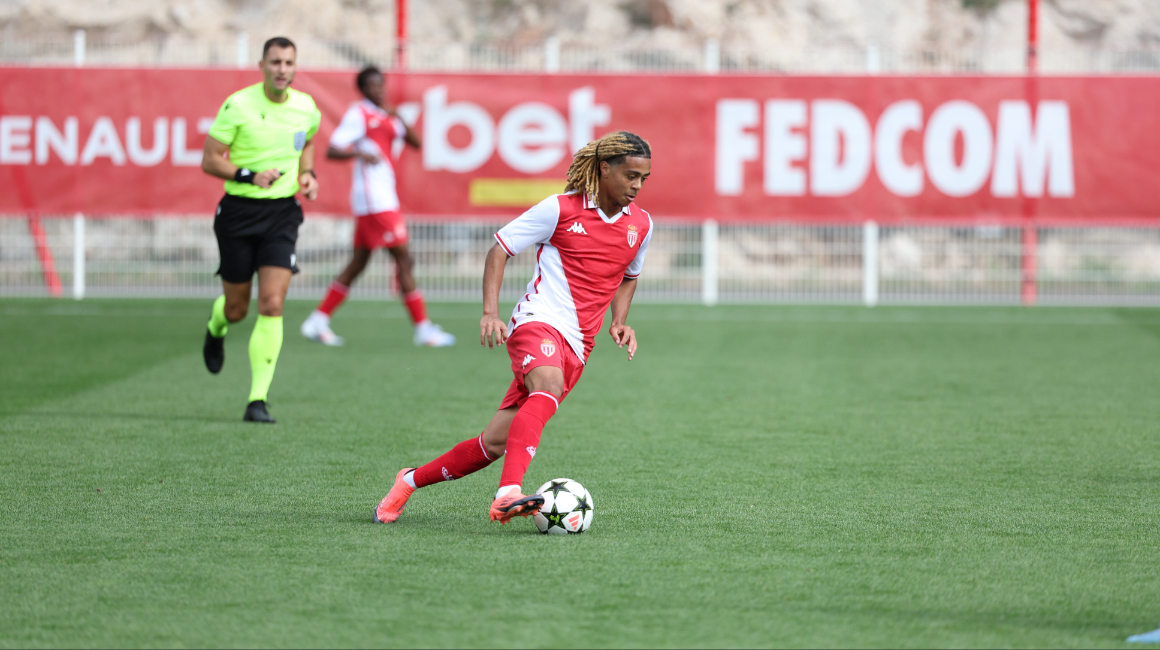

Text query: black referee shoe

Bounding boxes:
[203,329,225,374]
[243,400,275,423]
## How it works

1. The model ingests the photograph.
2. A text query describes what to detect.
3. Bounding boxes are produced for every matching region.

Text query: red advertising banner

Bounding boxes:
[1,68,1158,223]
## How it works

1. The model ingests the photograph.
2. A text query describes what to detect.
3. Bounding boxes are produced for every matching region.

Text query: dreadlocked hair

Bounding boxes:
[564,131,651,203]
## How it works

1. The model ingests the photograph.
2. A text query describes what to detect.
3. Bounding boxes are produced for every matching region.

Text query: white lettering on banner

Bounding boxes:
[0,116,32,164]
[713,98,1075,199]
[764,100,807,196]
[810,100,871,196]
[874,100,923,197]
[36,117,78,165]
[80,117,126,166]
[126,117,168,167]
[992,101,1074,198]
[171,117,212,166]
[423,85,495,173]
[714,99,759,196]
[420,85,611,174]
[568,87,611,156]
[924,101,992,197]
[497,102,568,174]
[0,116,213,167]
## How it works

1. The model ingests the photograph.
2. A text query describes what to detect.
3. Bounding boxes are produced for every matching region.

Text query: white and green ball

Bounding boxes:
[533,478,593,535]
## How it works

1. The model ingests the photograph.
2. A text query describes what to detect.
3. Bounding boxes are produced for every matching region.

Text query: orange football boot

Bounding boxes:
[489,489,545,525]
[373,468,416,523]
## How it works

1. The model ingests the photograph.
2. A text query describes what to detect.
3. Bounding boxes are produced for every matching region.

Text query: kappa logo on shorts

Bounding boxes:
[522,354,535,369]
[383,231,395,243]
[442,467,454,481]
[526,446,537,458]
[290,254,297,267]
[567,222,587,235]
[540,339,556,357]
[627,224,639,247]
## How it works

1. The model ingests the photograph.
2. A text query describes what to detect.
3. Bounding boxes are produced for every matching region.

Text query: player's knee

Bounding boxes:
[225,302,248,322]
[484,439,506,459]
[530,381,564,400]
[257,295,284,317]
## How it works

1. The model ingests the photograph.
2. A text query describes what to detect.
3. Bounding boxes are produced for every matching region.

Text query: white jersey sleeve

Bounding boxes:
[329,105,365,150]
[494,195,561,257]
[624,214,654,278]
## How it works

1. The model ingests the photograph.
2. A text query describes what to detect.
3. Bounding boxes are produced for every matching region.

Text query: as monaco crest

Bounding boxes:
[626,224,639,247]
[540,339,556,357]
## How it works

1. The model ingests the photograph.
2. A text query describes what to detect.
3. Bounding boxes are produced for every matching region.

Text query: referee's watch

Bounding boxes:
[234,168,255,184]
[302,169,316,178]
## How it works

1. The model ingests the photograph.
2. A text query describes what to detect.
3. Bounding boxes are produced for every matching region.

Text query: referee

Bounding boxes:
[200,36,321,423]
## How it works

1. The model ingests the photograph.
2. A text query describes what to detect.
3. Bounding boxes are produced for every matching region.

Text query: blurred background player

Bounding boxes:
[372,131,653,525]
[300,66,455,348]
[200,36,321,423]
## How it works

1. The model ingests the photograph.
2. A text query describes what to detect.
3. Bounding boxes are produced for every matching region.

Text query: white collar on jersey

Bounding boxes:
[359,98,388,116]
[584,195,631,223]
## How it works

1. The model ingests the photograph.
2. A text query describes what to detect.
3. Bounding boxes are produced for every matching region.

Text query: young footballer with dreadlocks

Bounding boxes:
[373,131,654,525]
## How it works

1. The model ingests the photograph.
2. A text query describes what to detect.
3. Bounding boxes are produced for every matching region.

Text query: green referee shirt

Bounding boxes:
[208,83,322,200]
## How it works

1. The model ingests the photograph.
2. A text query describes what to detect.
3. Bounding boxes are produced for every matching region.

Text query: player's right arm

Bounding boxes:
[480,244,509,348]
[326,105,379,164]
[201,136,282,188]
[483,195,562,348]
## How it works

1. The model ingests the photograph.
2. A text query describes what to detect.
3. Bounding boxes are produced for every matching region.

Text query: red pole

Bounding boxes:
[396,0,407,70]
[1021,0,1039,306]
[28,215,62,297]
[1027,0,1038,74]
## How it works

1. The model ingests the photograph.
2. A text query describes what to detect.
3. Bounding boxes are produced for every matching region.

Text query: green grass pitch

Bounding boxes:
[2,298,1159,648]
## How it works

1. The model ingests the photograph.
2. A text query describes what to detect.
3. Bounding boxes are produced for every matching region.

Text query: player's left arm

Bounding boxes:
[388,110,421,149]
[608,277,638,361]
[298,138,319,201]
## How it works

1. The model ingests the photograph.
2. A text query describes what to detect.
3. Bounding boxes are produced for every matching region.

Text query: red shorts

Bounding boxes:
[499,322,585,410]
[353,211,409,250]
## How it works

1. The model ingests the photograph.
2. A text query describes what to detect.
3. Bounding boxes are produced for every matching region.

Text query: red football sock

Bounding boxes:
[412,434,497,488]
[317,281,350,316]
[403,290,427,325]
[498,392,559,490]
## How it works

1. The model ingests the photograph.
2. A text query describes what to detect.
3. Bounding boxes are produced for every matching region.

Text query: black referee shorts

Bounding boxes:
[213,194,303,283]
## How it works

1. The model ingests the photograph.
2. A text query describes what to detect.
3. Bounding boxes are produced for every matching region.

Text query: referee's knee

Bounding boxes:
[257,295,284,318]
[224,301,248,323]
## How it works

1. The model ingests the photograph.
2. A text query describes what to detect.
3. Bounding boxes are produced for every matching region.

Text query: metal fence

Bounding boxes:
[3,215,1158,306]
[1,32,1157,75]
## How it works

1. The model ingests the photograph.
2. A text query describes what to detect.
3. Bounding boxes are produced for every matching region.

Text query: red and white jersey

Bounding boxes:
[329,99,407,216]
[495,192,653,364]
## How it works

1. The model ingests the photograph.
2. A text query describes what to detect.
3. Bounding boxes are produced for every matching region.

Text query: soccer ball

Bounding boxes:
[533,478,594,535]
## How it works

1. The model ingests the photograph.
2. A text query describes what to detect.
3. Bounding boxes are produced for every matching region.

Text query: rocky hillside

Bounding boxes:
[1,0,1157,57]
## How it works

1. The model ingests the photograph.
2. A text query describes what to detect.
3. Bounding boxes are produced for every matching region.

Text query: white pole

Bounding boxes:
[866,41,881,74]
[863,220,879,307]
[704,38,720,74]
[702,219,719,306]
[73,29,85,67]
[236,32,249,68]
[73,213,85,300]
[544,36,560,73]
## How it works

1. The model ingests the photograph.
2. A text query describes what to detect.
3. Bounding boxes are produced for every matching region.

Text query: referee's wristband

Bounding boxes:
[302,169,316,178]
[234,168,255,184]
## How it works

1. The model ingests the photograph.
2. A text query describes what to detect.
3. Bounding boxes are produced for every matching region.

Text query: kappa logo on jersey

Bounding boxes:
[526,446,537,458]
[369,118,381,128]
[627,224,639,247]
[522,354,535,369]
[540,339,556,357]
[442,467,454,481]
[567,222,588,235]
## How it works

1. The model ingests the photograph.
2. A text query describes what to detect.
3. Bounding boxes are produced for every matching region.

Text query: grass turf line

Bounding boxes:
[1,298,1159,648]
